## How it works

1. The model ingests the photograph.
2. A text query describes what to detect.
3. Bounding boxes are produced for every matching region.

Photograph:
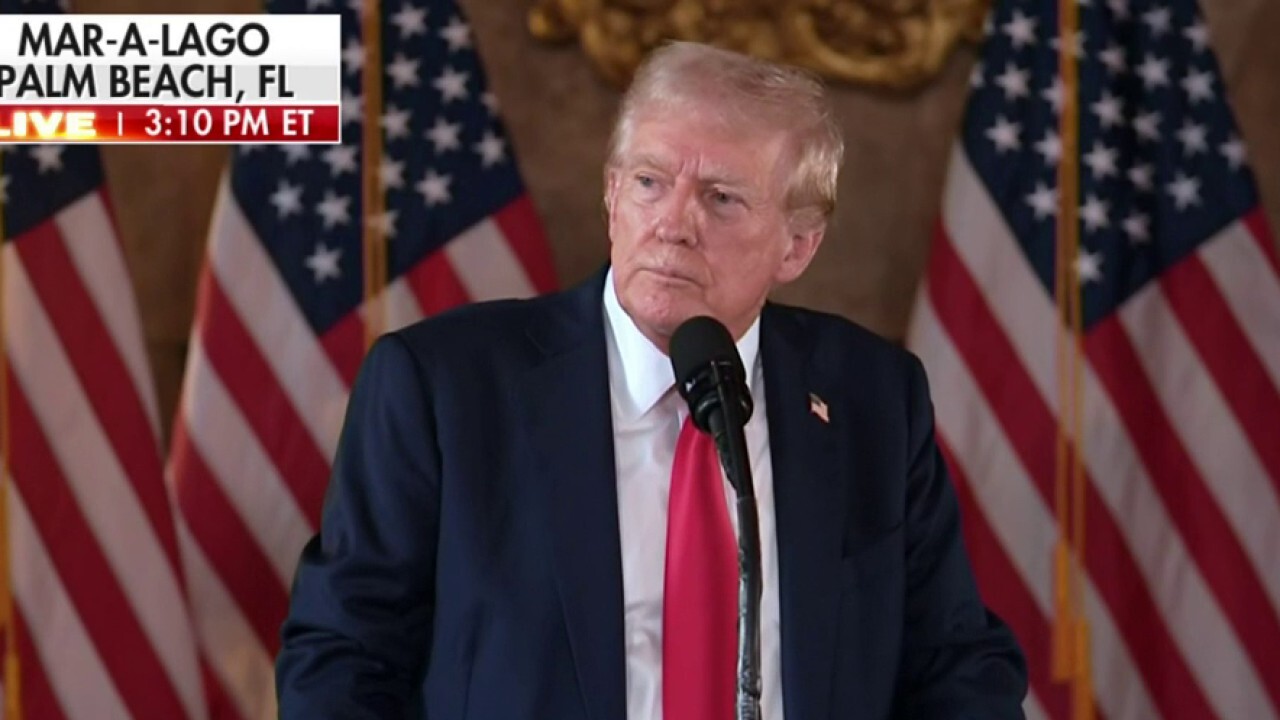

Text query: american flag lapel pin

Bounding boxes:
[808,392,829,424]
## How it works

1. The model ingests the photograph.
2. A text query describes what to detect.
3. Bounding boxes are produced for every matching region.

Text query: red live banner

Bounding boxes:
[0,104,340,143]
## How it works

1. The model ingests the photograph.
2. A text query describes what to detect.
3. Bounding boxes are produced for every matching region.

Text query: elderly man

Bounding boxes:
[277,41,1027,719]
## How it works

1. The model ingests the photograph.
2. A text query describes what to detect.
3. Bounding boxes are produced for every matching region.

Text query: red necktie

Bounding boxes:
[663,415,737,720]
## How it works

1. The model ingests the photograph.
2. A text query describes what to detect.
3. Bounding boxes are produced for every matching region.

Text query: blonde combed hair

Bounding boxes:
[606,42,845,228]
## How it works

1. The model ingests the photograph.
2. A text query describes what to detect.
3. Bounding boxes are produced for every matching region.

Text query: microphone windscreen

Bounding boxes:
[669,315,743,387]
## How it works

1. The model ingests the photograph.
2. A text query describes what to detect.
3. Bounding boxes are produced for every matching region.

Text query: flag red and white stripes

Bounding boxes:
[909,148,1280,719]
[3,189,208,720]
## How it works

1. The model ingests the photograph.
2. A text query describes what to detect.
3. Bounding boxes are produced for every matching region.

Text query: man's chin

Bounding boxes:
[620,292,706,347]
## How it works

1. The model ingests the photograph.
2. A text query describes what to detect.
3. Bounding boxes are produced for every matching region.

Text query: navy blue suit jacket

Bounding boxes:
[276,269,1027,719]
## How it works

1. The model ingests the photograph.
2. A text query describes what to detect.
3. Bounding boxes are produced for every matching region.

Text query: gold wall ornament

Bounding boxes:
[528,0,990,91]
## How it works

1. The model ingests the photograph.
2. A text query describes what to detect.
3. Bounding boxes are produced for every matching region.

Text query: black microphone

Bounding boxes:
[670,316,753,490]
[669,315,763,720]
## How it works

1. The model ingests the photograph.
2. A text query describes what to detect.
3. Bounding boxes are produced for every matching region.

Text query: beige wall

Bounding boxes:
[82,0,1280,441]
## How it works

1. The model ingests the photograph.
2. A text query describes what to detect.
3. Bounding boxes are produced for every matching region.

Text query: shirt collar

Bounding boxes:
[603,268,761,423]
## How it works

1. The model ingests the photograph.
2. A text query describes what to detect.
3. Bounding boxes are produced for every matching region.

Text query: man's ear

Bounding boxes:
[776,223,826,284]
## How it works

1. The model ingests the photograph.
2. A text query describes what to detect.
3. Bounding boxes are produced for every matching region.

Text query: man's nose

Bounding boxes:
[654,183,697,246]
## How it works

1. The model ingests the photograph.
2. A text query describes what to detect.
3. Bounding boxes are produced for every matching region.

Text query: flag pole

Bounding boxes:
[0,152,23,720]
[1051,0,1092,717]
[1065,0,1094,704]
[1051,0,1077,684]
[362,0,387,350]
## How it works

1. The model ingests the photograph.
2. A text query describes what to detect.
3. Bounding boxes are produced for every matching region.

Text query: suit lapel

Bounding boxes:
[517,271,627,720]
[762,305,846,720]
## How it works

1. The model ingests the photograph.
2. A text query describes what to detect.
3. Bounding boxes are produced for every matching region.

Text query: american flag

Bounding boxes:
[0,0,208,717]
[907,0,1280,718]
[165,0,558,716]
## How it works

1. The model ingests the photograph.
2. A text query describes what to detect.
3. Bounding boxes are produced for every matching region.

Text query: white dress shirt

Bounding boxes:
[603,270,785,720]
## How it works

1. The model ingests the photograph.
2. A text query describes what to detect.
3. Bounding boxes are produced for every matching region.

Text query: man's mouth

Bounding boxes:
[642,266,696,284]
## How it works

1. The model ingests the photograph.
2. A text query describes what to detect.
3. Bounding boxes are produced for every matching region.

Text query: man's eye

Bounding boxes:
[636,175,655,188]
[711,191,735,205]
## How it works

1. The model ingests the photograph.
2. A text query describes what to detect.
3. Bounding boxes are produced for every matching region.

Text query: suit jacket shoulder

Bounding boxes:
[390,273,605,374]
[764,300,921,386]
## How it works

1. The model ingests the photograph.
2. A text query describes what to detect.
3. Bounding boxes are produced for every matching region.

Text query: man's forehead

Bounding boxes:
[631,104,779,142]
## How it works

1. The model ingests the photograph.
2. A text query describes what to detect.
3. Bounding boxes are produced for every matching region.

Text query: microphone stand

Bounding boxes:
[706,364,762,720]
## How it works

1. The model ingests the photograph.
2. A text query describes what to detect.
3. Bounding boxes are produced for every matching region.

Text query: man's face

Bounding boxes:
[605,106,822,350]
